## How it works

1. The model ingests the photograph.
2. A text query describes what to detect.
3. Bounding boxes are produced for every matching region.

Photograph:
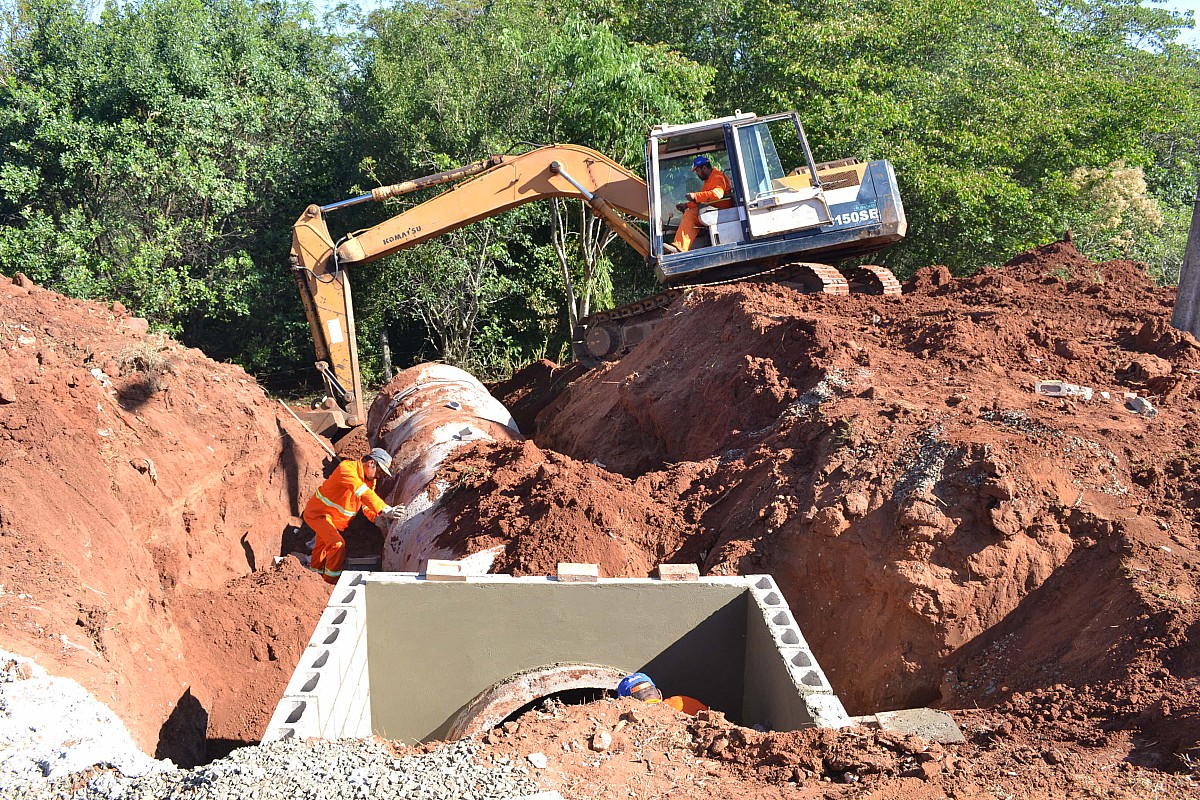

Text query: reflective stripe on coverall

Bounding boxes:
[303,459,387,584]
[672,168,734,252]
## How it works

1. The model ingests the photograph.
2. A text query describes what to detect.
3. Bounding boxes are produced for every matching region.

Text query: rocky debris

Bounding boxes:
[8,739,540,800]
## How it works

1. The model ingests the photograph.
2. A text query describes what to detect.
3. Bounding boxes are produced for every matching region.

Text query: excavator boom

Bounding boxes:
[338,145,649,266]
[290,112,907,431]
[289,144,653,426]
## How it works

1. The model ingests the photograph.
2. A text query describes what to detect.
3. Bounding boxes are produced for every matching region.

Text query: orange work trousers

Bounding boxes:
[672,207,703,252]
[672,200,734,252]
[304,508,346,585]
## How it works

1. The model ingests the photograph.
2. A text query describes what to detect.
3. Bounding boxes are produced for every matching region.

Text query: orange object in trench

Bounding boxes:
[303,459,387,584]
[663,695,708,715]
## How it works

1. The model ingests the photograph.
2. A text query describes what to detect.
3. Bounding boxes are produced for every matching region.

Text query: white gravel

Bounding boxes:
[1,650,543,800]
[0,649,171,782]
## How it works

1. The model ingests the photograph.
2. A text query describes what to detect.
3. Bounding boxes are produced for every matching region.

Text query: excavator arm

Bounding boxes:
[290,145,652,426]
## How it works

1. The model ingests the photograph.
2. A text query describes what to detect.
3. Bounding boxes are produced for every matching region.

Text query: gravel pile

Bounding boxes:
[8,738,543,800]
[0,650,169,782]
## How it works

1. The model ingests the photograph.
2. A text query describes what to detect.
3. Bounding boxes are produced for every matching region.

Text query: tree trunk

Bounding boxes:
[1171,175,1200,338]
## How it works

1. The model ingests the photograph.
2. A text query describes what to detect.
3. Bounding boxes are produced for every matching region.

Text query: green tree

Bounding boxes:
[589,0,1200,278]
[341,0,710,378]
[0,0,346,375]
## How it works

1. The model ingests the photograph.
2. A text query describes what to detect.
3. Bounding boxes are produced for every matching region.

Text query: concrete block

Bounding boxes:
[656,563,699,581]
[330,572,368,607]
[556,563,599,582]
[300,599,364,685]
[751,575,779,593]
[759,606,811,651]
[328,655,368,737]
[317,604,359,632]
[263,695,323,742]
[803,693,852,728]
[296,646,353,688]
[783,647,835,694]
[350,691,374,738]
[874,708,965,744]
[425,559,469,581]
[749,585,786,612]
[284,668,327,698]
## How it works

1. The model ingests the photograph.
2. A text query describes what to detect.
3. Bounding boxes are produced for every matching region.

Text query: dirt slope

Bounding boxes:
[478,241,1200,776]
[5,238,1200,796]
[0,272,332,765]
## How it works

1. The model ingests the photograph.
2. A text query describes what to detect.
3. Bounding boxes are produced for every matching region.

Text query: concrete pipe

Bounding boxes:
[366,363,522,572]
[446,663,625,739]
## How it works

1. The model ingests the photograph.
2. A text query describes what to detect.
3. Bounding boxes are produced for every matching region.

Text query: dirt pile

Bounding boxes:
[479,695,1197,798]
[431,440,691,577]
[474,241,1200,774]
[0,272,331,765]
[5,235,1200,795]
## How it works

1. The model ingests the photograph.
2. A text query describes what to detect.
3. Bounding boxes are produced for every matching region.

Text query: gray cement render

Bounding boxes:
[361,574,849,742]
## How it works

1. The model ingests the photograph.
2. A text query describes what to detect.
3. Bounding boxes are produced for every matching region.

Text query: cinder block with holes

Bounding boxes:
[269,570,959,744]
[262,572,369,743]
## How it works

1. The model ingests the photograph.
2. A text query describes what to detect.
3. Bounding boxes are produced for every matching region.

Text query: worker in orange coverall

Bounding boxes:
[303,448,401,584]
[672,155,734,253]
[617,672,708,715]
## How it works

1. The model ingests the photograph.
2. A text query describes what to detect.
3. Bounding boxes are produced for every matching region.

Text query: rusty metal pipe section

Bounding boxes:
[366,363,522,572]
[320,156,510,212]
[447,663,625,739]
[369,155,508,204]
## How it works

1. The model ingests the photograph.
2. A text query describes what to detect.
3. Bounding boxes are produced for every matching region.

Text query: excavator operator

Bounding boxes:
[672,155,734,253]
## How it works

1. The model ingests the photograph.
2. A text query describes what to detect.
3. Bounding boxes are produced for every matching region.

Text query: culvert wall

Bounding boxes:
[263,572,851,744]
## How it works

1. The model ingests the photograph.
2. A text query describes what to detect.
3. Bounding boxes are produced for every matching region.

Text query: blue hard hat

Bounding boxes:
[692,155,710,169]
[617,672,656,697]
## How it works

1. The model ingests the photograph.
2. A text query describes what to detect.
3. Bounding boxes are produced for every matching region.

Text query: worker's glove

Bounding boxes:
[377,505,404,523]
[675,201,688,212]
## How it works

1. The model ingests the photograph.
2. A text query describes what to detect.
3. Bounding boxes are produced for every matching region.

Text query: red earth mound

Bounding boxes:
[476,693,1197,798]
[6,235,1200,797]
[479,241,1200,775]
[0,272,331,765]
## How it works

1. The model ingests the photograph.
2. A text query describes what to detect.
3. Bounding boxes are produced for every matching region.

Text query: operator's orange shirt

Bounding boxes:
[303,459,387,531]
[691,169,734,208]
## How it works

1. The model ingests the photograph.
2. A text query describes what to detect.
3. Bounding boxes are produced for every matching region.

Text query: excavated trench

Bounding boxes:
[8,246,1200,778]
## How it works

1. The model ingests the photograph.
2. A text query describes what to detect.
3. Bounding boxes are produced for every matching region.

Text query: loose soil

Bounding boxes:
[4,238,1200,797]
[0,273,332,766]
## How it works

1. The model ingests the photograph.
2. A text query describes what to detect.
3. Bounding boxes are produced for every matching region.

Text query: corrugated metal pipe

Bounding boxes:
[366,363,522,572]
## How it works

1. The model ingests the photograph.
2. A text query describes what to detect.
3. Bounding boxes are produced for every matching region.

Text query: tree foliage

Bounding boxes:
[0,0,345,374]
[0,0,1197,384]
[339,0,710,378]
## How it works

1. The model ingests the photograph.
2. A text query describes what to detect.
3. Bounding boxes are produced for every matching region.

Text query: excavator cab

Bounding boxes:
[646,111,905,285]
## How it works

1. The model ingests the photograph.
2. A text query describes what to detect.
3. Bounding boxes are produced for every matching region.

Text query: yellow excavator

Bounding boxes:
[290,111,906,428]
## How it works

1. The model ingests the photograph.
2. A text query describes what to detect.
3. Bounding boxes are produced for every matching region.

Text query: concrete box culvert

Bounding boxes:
[264,572,853,744]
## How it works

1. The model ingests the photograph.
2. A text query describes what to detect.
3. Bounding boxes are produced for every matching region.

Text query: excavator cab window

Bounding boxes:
[732,116,809,202]
[660,151,728,222]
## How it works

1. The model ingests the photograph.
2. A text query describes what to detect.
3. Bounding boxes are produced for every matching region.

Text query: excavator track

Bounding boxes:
[848,264,903,295]
[580,262,900,362]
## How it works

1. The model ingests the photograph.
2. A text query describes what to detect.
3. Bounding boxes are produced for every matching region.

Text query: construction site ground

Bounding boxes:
[1,239,1198,798]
